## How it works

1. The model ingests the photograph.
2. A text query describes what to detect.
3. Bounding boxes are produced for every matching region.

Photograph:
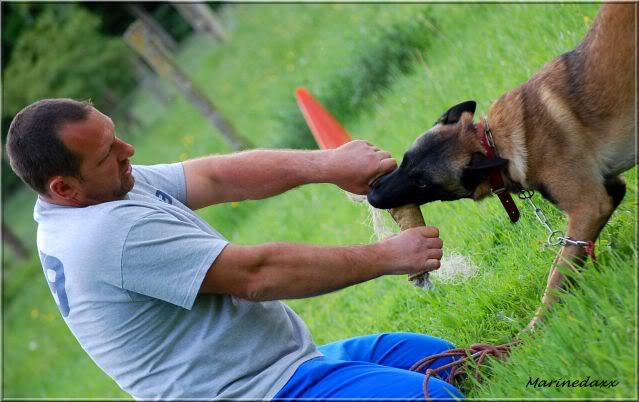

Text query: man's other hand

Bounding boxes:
[328,140,397,195]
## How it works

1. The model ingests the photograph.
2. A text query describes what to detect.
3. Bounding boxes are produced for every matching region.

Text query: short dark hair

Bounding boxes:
[6,98,93,194]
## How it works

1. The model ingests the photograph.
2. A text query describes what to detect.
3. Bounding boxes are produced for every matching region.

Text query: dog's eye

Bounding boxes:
[411,173,429,189]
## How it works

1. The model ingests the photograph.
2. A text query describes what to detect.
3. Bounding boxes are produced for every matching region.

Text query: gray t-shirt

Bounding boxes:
[34,163,320,400]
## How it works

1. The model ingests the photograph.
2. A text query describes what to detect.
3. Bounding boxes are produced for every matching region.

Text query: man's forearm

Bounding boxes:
[185,149,334,207]
[250,242,389,300]
[202,242,389,301]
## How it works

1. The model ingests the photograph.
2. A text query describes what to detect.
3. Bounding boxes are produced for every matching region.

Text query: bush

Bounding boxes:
[2,4,137,118]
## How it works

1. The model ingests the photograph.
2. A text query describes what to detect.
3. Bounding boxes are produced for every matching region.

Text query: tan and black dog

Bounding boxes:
[367,3,637,331]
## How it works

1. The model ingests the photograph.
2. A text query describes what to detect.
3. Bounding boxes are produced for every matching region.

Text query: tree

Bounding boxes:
[2,5,137,118]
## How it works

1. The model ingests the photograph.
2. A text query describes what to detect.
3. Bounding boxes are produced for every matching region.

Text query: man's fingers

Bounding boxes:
[367,158,397,187]
[426,237,443,250]
[375,150,391,159]
[424,259,441,271]
[416,226,439,239]
[427,248,444,260]
[378,158,397,173]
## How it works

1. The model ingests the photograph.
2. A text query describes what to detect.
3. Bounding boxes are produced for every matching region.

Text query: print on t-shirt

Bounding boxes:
[40,251,70,317]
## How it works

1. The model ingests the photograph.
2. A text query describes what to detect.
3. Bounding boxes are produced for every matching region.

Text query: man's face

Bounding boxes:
[59,107,136,205]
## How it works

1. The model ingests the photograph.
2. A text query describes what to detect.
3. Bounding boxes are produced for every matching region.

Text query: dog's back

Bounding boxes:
[568,3,636,174]
[491,4,636,179]
[573,4,635,116]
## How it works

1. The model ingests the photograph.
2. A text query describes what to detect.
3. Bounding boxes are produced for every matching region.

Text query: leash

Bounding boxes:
[476,119,520,223]
[475,120,595,259]
[410,339,522,401]
[518,190,596,260]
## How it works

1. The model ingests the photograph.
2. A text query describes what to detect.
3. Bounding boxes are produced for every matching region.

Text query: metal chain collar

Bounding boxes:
[517,190,594,251]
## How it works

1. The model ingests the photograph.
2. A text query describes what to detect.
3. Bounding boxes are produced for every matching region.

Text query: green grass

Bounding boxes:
[3,3,636,399]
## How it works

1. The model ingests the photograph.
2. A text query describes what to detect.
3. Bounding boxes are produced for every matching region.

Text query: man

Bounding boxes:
[7,98,463,400]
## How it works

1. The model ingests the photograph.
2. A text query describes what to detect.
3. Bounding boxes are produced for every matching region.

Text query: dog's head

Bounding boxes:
[367,101,507,209]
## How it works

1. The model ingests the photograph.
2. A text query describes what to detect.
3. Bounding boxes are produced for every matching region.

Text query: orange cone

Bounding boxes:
[295,87,352,149]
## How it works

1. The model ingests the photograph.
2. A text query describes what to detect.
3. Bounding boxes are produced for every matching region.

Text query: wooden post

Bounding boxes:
[124,20,251,151]
[2,222,29,260]
[132,58,172,106]
[174,4,226,42]
[125,4,178,52]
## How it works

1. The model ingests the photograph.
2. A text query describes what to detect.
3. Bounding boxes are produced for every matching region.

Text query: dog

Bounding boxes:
[367,3,637,332]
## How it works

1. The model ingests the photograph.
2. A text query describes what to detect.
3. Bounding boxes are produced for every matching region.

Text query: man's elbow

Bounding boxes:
[242,272,277,302]
[204,243,280,302]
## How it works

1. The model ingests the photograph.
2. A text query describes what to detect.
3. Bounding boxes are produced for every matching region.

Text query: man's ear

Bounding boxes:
[437,100,476,125]
[467,152,508,170]
[48,176,78,199]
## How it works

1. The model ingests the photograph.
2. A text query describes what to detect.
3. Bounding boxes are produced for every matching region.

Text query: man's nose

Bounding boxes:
[125,142,135,158]
[116,139,135,159]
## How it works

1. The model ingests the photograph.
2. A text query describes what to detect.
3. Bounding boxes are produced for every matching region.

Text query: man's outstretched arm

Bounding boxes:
[199,226,443,301]
[182,140,396,210]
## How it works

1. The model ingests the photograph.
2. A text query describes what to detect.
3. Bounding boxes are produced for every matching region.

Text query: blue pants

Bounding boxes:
[274,332,464,400]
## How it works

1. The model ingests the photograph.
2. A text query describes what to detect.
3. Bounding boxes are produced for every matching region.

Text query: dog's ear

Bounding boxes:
[467,152,507,170]
[437,100,476,125]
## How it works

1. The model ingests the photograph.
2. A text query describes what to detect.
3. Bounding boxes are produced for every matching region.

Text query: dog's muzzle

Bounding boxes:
[367,170,415,209]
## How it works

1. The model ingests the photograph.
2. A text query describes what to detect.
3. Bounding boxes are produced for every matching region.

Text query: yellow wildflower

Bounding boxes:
[181,135,194,146]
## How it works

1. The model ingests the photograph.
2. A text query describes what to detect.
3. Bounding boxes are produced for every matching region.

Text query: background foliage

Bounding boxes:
[3,5,135,117]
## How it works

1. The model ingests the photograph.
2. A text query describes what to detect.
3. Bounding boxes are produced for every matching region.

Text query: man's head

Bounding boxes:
[7,98,136,206]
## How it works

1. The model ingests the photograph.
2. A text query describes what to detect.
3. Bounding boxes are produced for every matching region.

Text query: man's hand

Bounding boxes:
[327,140,397,195]
[378,226,443,275]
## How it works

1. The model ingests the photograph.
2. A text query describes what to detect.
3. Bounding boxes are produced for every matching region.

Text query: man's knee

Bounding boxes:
[427,377,464,400]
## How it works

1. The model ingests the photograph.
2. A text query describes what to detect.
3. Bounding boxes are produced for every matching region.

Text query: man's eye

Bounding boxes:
[99,151,111,164]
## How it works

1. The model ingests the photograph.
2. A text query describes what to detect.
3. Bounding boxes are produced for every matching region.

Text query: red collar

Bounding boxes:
[476,119,520,223]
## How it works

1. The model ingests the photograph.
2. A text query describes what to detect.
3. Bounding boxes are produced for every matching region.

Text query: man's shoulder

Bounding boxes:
[131,163,184,188]
[97,199,167,221]
[36,195,168,231]
[131,163,186,205]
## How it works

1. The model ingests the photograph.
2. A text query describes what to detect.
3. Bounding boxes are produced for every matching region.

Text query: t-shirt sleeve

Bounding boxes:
[132,163,187,205]
[120,210,229,309]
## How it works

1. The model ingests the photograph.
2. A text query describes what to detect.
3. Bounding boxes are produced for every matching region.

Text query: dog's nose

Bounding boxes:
[367,172,394,208]
[367,169,414,209]
[367,188,387,209]
[367,184,399,209]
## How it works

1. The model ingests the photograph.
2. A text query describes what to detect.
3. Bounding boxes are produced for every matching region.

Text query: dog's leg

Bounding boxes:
[522,176,625,333]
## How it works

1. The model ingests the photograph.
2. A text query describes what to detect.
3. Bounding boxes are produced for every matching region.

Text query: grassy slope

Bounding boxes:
[3,3,636,399]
